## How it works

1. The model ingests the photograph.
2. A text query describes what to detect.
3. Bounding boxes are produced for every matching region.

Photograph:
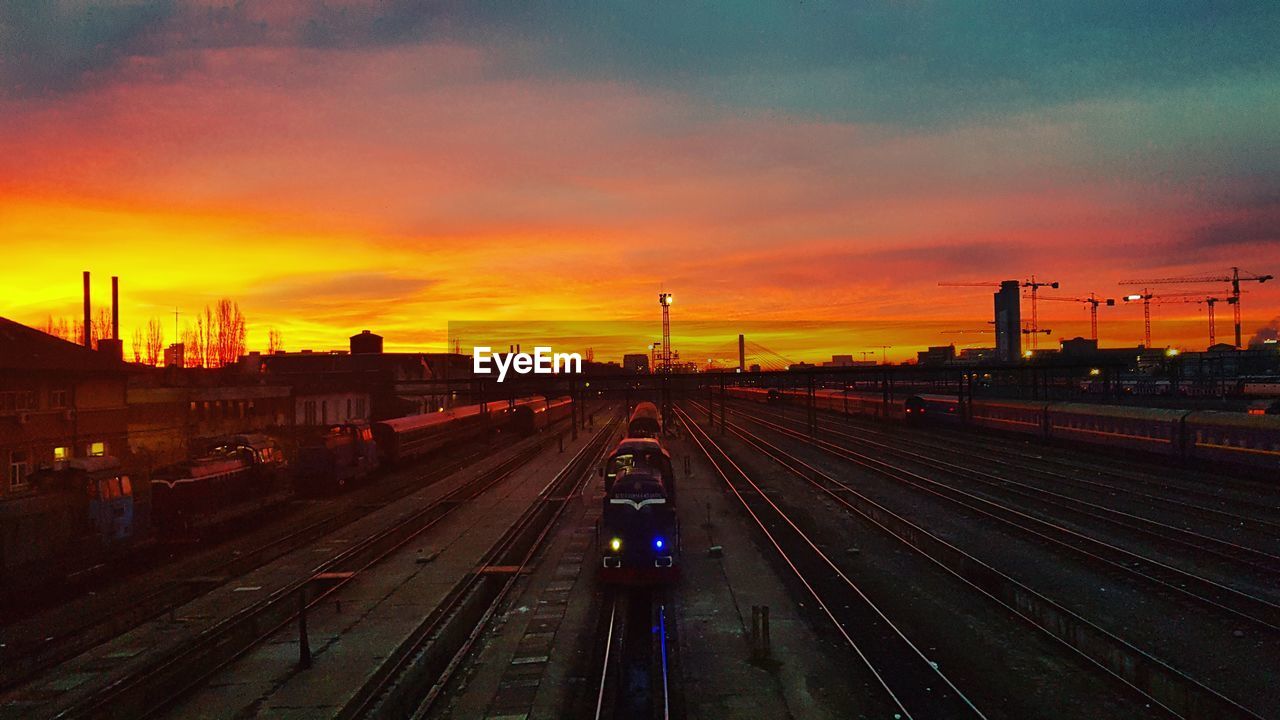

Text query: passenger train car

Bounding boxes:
[371,395,572,465]
[724,386,1280,471]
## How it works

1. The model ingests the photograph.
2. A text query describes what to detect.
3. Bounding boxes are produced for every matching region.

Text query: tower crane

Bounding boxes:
[1119,267,1272,348]
[938,276,1059,349]
[1149,295,1237,347]
[1122,290,1225,348]
[1037,293,1116,341]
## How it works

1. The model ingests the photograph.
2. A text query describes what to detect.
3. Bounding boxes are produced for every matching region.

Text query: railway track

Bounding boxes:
[0,436,536,692]
[698,402,1266,720]
[676,406,987,720]
[590,589,680,720]
[39,424,582,720]
[765,396,1280,531]
[715,403,1280,633]
[337,412,621,720]
[738,400,1280,589]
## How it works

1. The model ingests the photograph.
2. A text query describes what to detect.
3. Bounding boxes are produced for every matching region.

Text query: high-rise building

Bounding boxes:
[994,280,1022,363]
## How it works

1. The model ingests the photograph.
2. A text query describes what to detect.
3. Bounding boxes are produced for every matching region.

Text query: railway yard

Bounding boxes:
[1,392,1277,720]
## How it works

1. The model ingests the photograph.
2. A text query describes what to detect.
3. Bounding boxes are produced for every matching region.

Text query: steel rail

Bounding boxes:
[677,406,987,720]
[708,405,1265,720]
[719,404,1280,633]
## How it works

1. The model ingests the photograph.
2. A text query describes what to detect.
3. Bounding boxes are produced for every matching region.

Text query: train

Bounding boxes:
[626,400,662,438]
[724,386,1280,471]
[599,403,680,585]
[372,395,573,465]
[294,420,380,494]
[150,434,288,533]
[2,395,575,589]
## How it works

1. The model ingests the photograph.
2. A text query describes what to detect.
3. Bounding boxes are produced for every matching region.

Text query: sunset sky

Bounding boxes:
[2,2,1278,362]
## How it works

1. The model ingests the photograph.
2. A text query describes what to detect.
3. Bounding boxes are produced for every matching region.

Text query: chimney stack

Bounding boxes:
[82,271,92,348]
[111,276,120,340]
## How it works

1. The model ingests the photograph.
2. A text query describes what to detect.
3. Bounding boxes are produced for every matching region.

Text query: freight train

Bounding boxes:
[599,403,680,585]
[725,387,1280,471]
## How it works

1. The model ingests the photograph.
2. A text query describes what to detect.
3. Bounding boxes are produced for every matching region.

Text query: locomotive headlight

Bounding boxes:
[610,537,622,552]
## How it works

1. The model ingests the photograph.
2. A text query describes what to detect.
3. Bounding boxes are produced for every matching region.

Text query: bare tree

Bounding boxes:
[212,298,247,366]
[91,307,112,349]
[183,317,205,368]
[146,318,164,366]
[131,328,143,363]
[267,328,283,354]
[41,315,73,342]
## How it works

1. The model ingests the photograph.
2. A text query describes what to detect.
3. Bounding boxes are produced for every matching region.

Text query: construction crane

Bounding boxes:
[1038,293,1116,341]
[1122,290,1222,348]
[1120,267,1272,348]
[939,276,1059,349]
[1150,295,1237,347]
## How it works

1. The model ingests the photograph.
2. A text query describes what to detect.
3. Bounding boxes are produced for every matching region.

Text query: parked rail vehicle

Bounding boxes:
[150,434,287,532]
[724,386,1280,471]
[626,401,663,438]
[599,466,679,585]
[294,420,380,494]
[371,395,573,466]
[602,437,676,502]
[3,457,141,587]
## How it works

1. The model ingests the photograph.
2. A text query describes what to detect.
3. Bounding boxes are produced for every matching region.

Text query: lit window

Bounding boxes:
[53,446,70,466]
[89,442,106,457]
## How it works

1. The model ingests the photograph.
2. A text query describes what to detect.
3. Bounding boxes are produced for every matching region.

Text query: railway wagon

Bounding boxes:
[294,420,380,494]
[509,395,575,435]
[599,466,679,585]
[150,434,287,532]
[966,399,1049,436]
[1045,404,1186,455]
[373,395,573,465]
[1183,411,1280,470]
[627,401,663,438]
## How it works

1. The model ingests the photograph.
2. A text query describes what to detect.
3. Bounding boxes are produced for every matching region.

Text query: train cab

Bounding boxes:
[602,438,675,501]
[599,466,679,585]
[31,456,138,546]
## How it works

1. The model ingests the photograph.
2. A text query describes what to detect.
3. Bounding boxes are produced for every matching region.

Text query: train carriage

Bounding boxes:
[1044,404,1185,456]
[1183,411,1280,470]
[627,401,663,438]
[968,399,1050,437]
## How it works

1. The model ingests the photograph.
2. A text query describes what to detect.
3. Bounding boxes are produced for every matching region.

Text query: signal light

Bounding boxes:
[610,537,621,552]
[654,538,664,550]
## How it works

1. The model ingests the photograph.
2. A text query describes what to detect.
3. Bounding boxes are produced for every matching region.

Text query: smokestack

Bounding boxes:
[82,271,91,348]
[111,276,120,340]
[738,334,745,372]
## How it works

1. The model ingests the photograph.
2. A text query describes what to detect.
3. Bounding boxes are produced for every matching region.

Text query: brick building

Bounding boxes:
[0,318,128,496]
